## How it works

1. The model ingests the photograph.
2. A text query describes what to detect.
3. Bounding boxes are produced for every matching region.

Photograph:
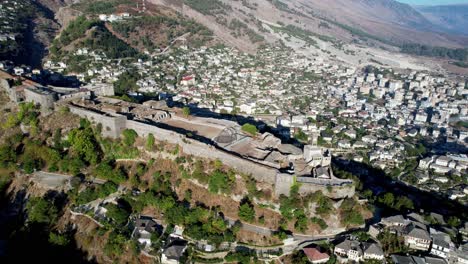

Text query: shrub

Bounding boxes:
[122,129,138,146]
[311,217,328,230]
[241,123,258,136]
[238,198,255,222]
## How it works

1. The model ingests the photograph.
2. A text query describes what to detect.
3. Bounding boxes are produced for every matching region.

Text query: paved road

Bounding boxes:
[226,216,342,241]
[33,171,111,186]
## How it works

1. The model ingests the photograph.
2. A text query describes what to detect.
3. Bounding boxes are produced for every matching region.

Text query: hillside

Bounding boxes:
[0,0,63,67]
[150,0,468,49]
[2,0,464,71]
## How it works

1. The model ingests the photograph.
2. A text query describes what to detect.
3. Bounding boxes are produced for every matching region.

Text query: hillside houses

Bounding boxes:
[334,240,384,262]
[369,214,468,264]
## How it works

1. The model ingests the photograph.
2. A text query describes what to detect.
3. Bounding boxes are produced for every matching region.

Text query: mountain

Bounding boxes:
[415,4,468,36]
[148,0,468,52]
[5,0,468,69]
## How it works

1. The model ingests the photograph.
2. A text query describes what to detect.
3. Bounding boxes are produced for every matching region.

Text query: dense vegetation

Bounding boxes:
[50,16,137,60]
[71,0,134,14]
[183,0,232,16]
[112,15,213,51]
[228,19,265,43]
[401,44,468,61]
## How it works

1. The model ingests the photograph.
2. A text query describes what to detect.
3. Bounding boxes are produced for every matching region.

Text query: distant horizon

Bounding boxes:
[397,0,468,5]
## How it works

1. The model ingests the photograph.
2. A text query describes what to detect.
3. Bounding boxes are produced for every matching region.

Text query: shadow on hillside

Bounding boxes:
[0,188,96,263]
[333,158,468,221]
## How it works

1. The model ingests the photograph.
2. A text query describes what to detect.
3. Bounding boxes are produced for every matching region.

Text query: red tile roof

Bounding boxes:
[303,247,330,262]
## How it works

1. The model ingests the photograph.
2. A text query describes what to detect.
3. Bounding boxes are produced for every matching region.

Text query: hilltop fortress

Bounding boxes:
[1,72,354,198]
[68,98,354,198]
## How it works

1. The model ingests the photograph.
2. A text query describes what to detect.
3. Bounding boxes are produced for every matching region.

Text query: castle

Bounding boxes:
[1,71,354,198]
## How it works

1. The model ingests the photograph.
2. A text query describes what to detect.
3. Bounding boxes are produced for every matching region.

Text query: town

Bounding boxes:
[0,0,467,263]
[1,39,467,263]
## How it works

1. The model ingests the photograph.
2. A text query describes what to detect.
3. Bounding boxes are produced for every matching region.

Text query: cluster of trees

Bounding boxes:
[81,0,133,14]
[279,185,334,233]
[183,0,232,16]
[26,196,60,226]
[224,251,259,264]
[99,131,140,160]
[406,143,427,157]
[50,15,138,60]
[187,160,236,195]
[68,122,102,165]
[3,102,39,131]
[51,16,100,54]
[228,18,264,43]
[113,15,212,43]
[401,44,468,61]
[274,24,318,46]
[75,181,118,204]
[1,106,132,190]
[311,217,328,230]
[106,200,132,227]
[339,198,364,226]
[113,70,139,95]
[378,230,408,254]
[208,169,235,194]
[126,171,238,245]
[377,192,414,212]
[94,161,127,183]
[82,25,138,59]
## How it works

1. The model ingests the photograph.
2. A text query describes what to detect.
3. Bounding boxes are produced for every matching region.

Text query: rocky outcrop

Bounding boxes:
[55,6,82,29]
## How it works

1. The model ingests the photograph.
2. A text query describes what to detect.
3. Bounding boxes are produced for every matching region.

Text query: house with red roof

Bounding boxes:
[303,247,330,264]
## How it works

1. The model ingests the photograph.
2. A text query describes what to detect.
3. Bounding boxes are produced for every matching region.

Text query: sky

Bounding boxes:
[397,0,468,5]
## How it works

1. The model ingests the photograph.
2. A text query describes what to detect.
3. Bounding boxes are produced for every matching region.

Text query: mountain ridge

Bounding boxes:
[415,4,468,36]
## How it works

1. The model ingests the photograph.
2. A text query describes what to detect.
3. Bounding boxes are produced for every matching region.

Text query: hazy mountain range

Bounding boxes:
[415,4,468,36]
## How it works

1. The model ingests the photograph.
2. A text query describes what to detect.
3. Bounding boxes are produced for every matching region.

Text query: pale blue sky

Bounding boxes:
[397,0,468,5]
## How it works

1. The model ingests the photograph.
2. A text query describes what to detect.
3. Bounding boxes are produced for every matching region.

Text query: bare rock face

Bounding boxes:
[55,6,82,29]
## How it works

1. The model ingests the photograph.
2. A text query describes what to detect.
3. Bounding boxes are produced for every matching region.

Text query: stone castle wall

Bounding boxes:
[69,105,354,198]
[68,105,126,138]
[126,120,277,184]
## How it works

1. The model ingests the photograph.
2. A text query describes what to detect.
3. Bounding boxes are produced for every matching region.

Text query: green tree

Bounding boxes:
[49,232,70,246]
[447,216,461,228]
[378,192,395,208]
[113,70,139,95]
[94,162,126,183]
[294,209,309,232]
[104,231,127,256]
[68,126,101,165]
[106,203,131,227]
[394,196,414,211]
[238,198,255,222]
[26,197,58,226]
[182,106,191,117]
